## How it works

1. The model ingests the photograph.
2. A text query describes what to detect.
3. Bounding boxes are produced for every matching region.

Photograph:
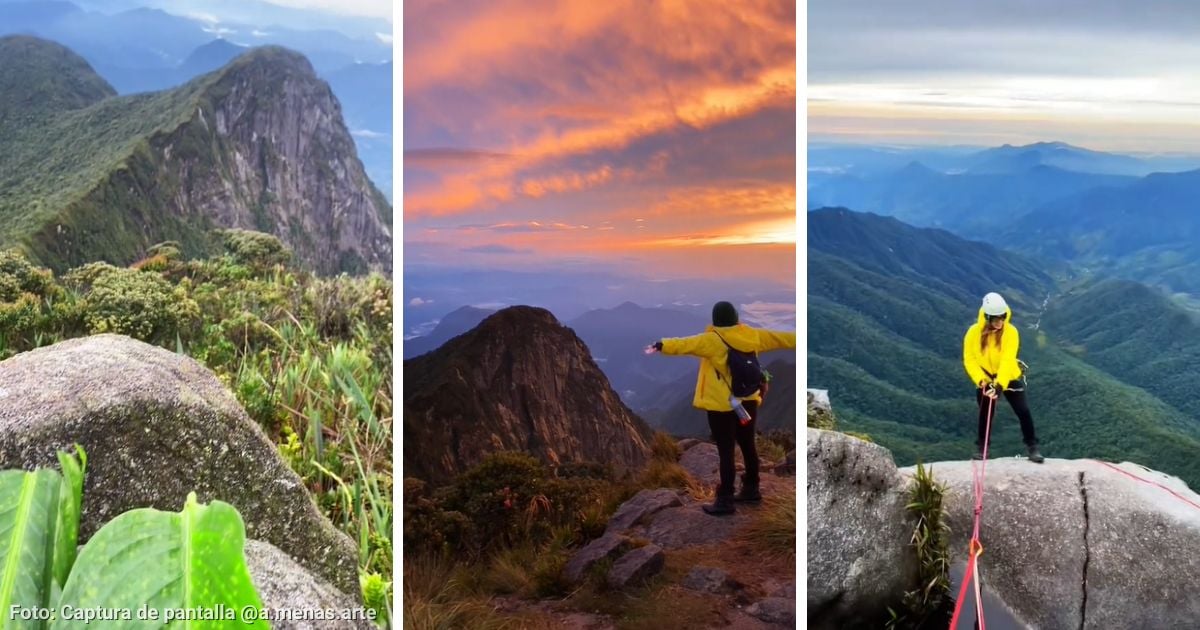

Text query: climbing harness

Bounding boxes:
[950,394,995,629]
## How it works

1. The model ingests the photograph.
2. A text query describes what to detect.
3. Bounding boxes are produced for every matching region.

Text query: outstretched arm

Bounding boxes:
[754,329,796,352]
[661,333,720,359]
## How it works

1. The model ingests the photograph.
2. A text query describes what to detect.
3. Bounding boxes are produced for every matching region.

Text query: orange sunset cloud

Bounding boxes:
[404,0,796,284]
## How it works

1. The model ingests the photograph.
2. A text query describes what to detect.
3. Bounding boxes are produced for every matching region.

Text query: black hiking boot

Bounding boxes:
[1027,445,1045,464]
[734,474,761,503]
[702,494,736,516]
[971,449,985,461]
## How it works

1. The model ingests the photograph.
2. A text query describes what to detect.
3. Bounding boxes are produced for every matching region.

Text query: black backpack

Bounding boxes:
[713,331,763,397]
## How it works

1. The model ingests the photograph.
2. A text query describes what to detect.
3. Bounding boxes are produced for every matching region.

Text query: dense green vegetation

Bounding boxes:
[0,37,391,274]
[809,208,1200,489]
[0,233,392,621]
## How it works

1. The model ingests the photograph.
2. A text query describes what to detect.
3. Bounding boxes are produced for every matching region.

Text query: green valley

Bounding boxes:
[808,207,1200,488]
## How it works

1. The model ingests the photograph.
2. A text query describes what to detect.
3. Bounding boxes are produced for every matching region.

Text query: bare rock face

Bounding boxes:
[682,567,735,594]
[606,544,665,589]
[565,533,630,583]
[403,306,653,485]
[245,540,375,630]
[0,335,360,596]
[810,421,1200,629]
[182,48,392,275]
[679,442,720,485]
[807,428,918,629]
[29,46,392,276]
[909,459,1200,629]
[605,488,683,535]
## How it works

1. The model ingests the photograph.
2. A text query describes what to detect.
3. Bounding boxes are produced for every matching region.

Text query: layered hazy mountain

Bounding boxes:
[403,299,798,436]
[0,35,391,274]
[810,141,1200,298]
[808,207,1200,488]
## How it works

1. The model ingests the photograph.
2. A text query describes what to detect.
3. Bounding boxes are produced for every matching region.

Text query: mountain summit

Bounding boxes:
[0,36,391,274]
[403,306,654,485]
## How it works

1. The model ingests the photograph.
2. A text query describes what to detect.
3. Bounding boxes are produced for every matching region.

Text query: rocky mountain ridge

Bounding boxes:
[0,35,391,275]
[403,306,654,485]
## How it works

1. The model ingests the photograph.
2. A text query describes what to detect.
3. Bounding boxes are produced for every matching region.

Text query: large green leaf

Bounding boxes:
[52,447,86,592]
[55,492,269,629]
[0,469,61,630]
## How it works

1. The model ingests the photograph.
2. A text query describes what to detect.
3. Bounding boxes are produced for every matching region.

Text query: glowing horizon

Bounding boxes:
[809,1,1200,154]
[403,0,797,283]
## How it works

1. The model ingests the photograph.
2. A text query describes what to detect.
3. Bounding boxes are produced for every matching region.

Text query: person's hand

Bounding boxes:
[644,341,663,355]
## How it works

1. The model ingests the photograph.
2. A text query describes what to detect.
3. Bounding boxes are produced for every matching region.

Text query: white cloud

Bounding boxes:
[404,319,438,340]
[187,12,220,24]
[409,297,432,306]
[376,32,394,45]
[351,128,388,139]
[738,301,796,330]
[252,29,271,38]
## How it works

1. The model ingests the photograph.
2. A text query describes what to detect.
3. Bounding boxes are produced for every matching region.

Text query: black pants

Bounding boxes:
[976,387,1038,449]
[707,400,759,497]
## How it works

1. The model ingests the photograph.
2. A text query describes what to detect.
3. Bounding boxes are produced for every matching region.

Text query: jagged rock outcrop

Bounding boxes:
[0,334,360,596]
[607,544,665,589]
[565,533,630,583]
[159,47,392,275]
[809,426,1200,629]
[0,36,391,275]
[402,306,653,485]
[605,488,683,534]
[807,389,835,429]
[807,429,918,628]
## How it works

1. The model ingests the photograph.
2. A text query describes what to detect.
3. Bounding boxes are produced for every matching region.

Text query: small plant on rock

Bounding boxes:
[886,461,952,629]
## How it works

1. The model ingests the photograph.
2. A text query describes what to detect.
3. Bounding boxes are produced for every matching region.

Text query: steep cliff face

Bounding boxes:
[404,306,654,485]
[152,48,392,274]
[0,37,391,275]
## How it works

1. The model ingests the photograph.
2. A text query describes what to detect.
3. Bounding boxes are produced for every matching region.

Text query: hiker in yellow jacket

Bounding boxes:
[964,292,1043,463]
[647,301,796,515]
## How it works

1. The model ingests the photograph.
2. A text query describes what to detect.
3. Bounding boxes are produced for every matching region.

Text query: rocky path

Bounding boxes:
[495,440,797,629]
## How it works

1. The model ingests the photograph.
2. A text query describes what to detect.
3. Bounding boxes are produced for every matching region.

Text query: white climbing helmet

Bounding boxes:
[981,292,1008,317]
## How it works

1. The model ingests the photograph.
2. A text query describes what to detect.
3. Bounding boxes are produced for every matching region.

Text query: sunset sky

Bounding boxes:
[810,0,1200,153]
[403,0,796,285]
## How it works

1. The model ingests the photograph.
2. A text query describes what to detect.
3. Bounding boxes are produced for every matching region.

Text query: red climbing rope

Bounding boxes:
[1090,459,1200,511]
[950,392,995,629]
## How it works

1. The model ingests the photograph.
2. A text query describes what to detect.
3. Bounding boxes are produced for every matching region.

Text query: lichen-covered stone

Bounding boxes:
[0,335,360,595]
[245,539,376,630]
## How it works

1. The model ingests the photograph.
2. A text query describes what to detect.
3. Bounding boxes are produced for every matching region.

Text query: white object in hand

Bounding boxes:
[644,345,657,355]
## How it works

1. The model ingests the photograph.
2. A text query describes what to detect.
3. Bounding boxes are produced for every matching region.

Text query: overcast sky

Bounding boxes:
[404,0,796,284]
[808,0,1200,152]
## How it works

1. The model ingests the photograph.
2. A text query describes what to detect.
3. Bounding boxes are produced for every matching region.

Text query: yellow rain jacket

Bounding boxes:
[661,324,796,412]
[963,305,1022,389]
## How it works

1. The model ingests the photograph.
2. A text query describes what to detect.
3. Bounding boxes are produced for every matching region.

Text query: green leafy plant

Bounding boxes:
[0,446,269,629]
[886,461,952,629]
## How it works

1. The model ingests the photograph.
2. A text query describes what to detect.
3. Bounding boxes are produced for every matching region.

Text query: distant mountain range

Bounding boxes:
[403,300,798,434]
[0,35,391,273]
[809,141,1200,180]
[810,141,1200,297]
[808,207,1200,488]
